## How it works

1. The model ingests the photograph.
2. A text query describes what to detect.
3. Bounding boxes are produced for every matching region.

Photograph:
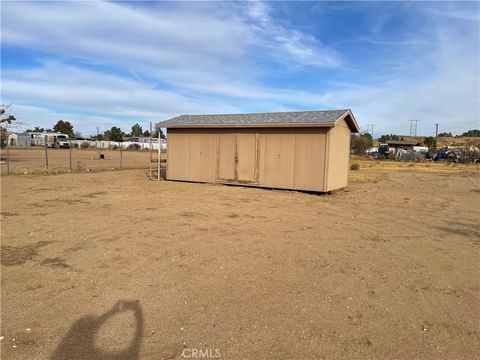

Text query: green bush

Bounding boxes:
[127,143,141,151]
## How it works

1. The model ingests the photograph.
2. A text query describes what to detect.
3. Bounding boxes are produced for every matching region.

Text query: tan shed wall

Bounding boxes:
[216,130,236,181]
[236,130,259,183]
[292,129,327,191]
[260,130,296,188]
[258,128,327,191]
[167,126,348,192]
[325,119,351,191]
[167,129,217,182]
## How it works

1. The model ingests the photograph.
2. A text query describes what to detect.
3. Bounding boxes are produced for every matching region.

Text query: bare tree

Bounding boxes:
[1,105,25,147]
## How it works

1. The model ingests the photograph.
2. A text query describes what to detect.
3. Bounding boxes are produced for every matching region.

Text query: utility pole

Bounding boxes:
[409,119,419,137]
[434,123,439,152]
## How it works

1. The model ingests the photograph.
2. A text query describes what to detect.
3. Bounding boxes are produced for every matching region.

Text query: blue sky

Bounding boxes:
[1,1,479,137]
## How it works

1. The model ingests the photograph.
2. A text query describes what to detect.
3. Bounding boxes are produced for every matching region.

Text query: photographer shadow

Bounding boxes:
[51,300,144,360]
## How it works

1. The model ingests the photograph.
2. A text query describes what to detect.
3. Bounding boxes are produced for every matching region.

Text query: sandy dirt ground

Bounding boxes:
[1,163,479,359]
[1,148,162,175]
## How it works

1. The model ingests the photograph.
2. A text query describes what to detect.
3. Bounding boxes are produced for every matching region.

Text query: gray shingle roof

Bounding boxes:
[159,109,358,131]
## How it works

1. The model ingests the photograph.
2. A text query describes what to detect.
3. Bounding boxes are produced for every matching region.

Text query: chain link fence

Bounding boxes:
[0,143,167,176]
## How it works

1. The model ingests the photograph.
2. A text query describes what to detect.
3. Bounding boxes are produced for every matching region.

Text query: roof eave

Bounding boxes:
[159,122,337,129]
[336,109,360,133]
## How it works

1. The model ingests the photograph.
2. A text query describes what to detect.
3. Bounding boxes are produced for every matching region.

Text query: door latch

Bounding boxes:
[234,153,239,163]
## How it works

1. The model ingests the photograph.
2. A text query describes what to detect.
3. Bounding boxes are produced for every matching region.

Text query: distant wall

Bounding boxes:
[67,140,166,150]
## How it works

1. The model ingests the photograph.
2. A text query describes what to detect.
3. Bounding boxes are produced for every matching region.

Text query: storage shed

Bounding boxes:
[158,109,359,192]
[7,132,31,147]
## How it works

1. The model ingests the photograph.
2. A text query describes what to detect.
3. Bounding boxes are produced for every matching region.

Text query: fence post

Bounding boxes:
[149,121,153,178]
[44,142,49,171]
[6,141,10,175]
[69,140,72,172]
[158,131,161,180]
[118,142,123,169]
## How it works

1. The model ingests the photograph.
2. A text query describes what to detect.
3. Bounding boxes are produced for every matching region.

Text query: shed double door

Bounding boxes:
[217,130,258,183]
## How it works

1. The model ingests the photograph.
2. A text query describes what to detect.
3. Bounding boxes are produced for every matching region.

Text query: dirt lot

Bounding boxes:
[1,162,479,359]
[1,147,161,175]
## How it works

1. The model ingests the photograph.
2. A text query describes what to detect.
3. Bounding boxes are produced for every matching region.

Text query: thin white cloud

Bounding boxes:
[245,1,340,67]
[1,1,338,75]
[429,6,480,22]
[1,63,245,125]
[1,61,330,118]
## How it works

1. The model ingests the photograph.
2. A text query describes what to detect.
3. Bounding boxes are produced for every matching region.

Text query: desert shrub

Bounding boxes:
[127,143,141,151]
[73,143,79,148]
[80,142,90,148]
[111,144,119,150]
[350,163,360,171]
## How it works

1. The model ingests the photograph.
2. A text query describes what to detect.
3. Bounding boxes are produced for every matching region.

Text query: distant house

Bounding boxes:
[158,109,359,192]
[7,132,31,147]
[385,140,421,151]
